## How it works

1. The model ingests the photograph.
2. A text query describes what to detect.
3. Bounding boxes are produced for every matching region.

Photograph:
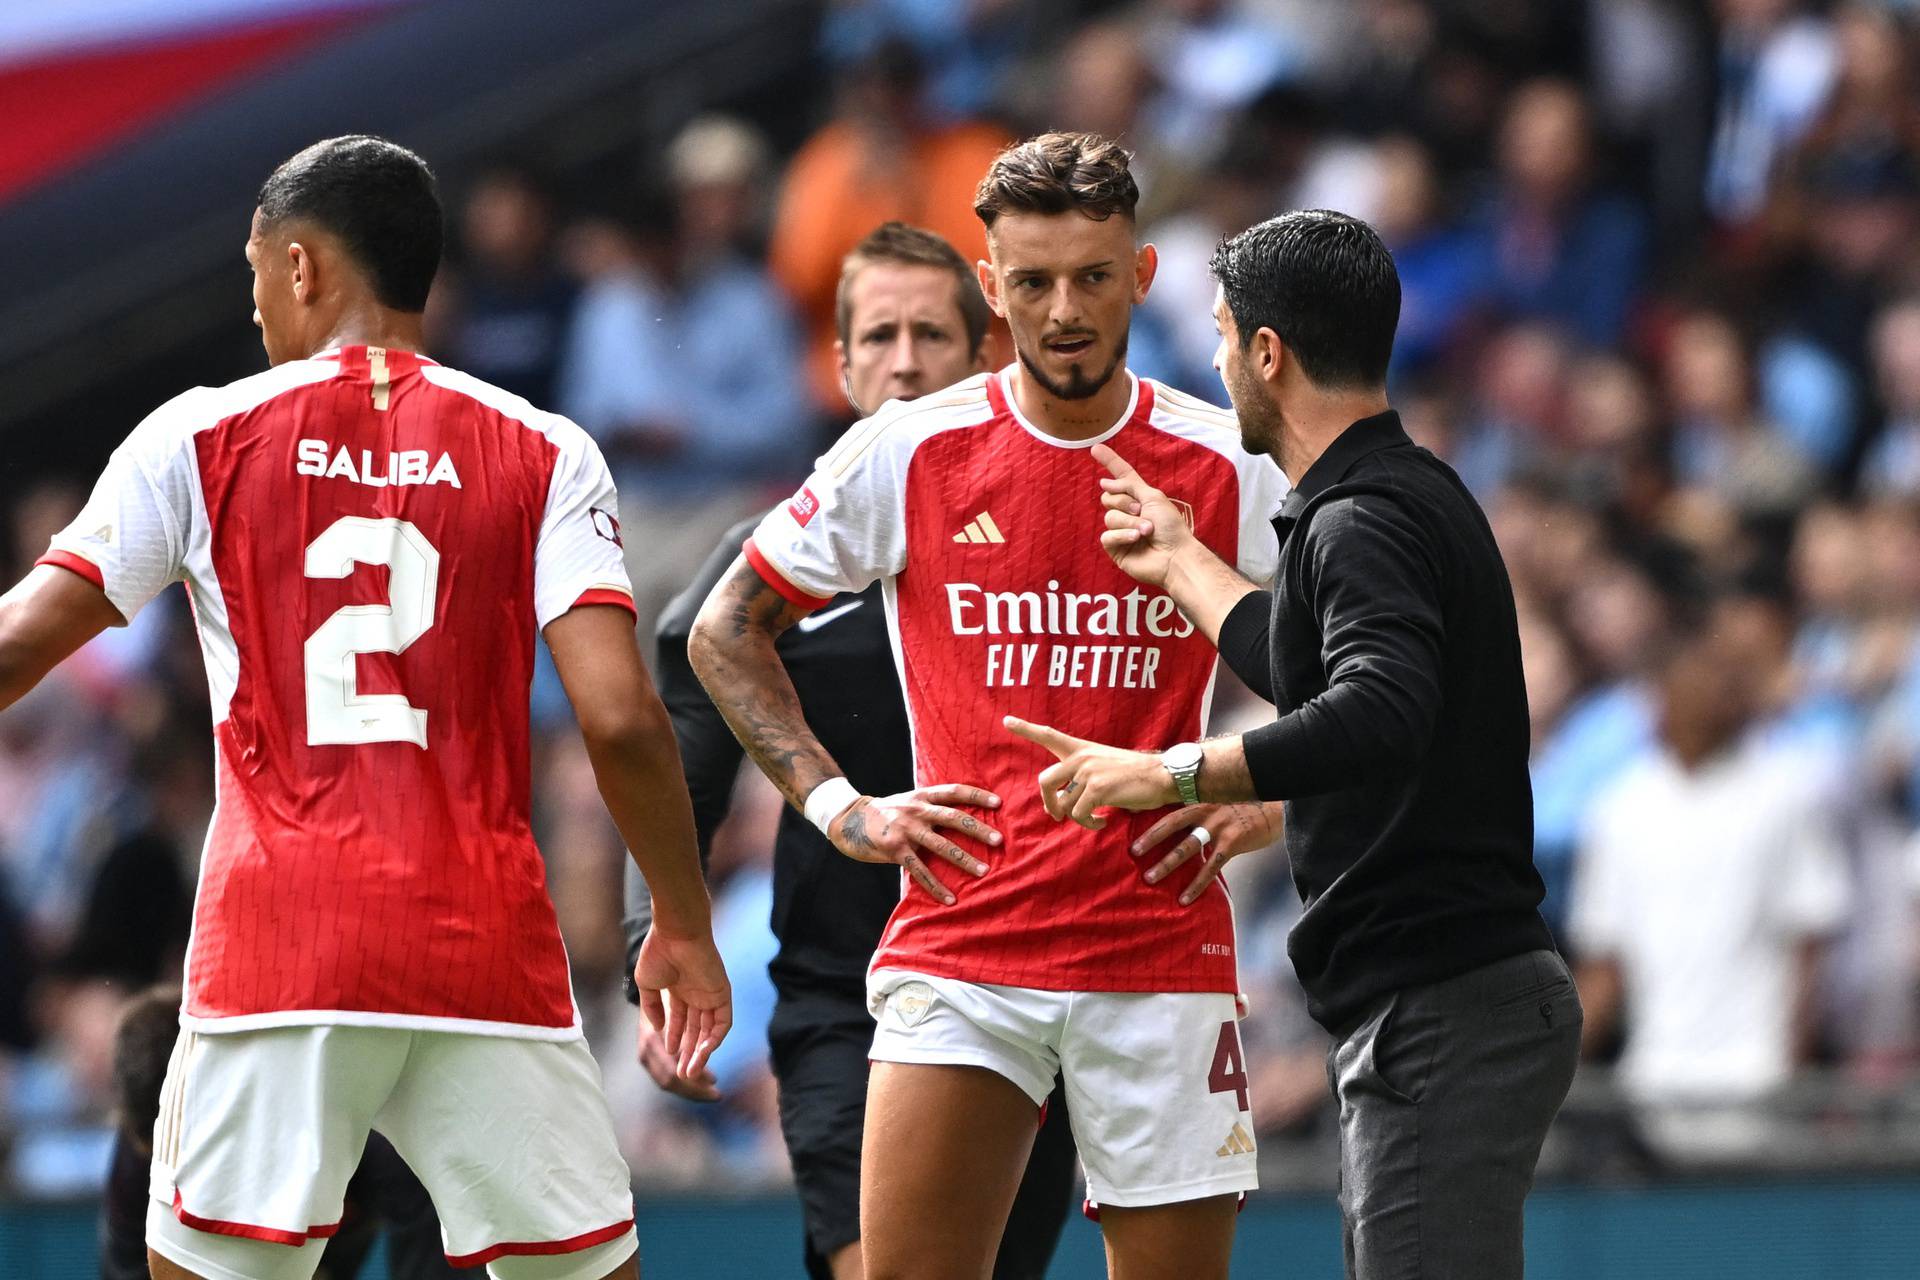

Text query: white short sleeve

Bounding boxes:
[744,398,939,606]
[1568,782,1640,958]
[534,423,634,630]
[1234,455,1289,586]
[44,390,202,622]
[1768,804,1850,938]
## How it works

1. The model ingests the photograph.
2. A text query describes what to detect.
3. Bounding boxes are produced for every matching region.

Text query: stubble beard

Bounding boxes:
[1018,328,1130,402]
[1225,366,1284,460]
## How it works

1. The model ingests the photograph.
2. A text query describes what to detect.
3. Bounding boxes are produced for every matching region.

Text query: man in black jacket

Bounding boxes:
[623,223,1075,1280]
[1007,210,1580,1279]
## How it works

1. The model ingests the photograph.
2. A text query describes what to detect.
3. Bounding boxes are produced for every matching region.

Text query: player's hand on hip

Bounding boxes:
[636,1019,721,1102]
[634,927,733,1080]
[1004,716,1177,830]
[1132,801,1284,905]
[826,784,1001,906]
[1092,443,1194,586]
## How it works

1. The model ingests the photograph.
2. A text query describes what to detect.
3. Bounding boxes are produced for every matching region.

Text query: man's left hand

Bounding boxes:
[1004,716,1176,829]
[1132,801,1284,905]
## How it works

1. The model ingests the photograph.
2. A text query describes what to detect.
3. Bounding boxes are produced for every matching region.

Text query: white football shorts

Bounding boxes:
[145,1024,638,1280]
[867,969,1258,1209]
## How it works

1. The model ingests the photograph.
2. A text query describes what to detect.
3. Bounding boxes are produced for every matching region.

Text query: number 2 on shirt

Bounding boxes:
[303,516,440,748]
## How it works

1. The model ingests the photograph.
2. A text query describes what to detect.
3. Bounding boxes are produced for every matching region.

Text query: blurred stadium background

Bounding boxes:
[2,0,1920,1275]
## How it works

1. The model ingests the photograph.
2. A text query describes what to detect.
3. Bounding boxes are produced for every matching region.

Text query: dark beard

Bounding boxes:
[1018,329,1129,401]
[1225,367,1282,458]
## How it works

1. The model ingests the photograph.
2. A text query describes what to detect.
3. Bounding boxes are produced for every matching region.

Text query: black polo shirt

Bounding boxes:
[1215,411,1553,1031]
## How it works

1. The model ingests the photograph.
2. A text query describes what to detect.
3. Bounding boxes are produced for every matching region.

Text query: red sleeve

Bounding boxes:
[35,549,104,591]
[569,587,638,617]
[742,538,832,611]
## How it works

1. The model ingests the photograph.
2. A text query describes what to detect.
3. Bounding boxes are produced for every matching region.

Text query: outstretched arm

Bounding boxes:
[545,603,729,1078]
[0,565,126,711]
[690,557,1001,905]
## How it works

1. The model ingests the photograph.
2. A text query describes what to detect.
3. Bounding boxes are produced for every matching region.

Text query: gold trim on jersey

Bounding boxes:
[821,382,992,479]
[1153,382,1238,427]
[369,346,391,411]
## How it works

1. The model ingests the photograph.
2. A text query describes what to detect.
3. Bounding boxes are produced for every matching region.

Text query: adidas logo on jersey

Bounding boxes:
[1216,1122,1256,1158]
[953,511,1006,544]
[297,439,463,489]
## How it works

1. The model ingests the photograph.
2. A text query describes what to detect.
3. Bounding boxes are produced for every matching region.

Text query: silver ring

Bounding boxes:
[1191,825,1213,848]
[1062,780,1080,795]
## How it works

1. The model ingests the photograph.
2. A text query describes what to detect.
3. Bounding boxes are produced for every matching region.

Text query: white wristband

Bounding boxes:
[803,778,862,835]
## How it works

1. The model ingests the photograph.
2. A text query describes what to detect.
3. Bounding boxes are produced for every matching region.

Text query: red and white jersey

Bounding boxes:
[745,369,1287,993]
[39,346,634,1038]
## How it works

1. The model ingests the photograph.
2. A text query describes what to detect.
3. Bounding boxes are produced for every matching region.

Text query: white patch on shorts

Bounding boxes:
[889,980,937,1028]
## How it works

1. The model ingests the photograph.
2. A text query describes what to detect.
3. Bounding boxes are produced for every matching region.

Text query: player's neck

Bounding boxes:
[1277,389,1391,481]
[1006,362,1135,442]
[310,308,429,360]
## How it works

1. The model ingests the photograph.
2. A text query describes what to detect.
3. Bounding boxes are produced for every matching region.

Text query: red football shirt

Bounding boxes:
[746,369,1288,993]
[40,346,635,1038]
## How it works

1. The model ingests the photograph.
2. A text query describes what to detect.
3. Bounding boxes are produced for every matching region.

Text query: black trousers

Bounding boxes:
[1328,950,1582,1280]
[769,986,1077,1280]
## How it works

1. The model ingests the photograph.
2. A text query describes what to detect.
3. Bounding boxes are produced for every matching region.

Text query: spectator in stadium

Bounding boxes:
[1860,298,1920,497]
[1571,610,1849,1130]
[1035,22,1155,187]
[1664,308,1817,518]
[1370,134,1484,381]
[1465,78,1649,349]
[434,165,577,408]
[819,0,1038,120]
[1135,0,1319,160]
[1036,210,1577,1279]
[768,38,1008,411]
[1450,322,1573,497]
[624,221,1074,1280]
[1704,0,1838,227]
[558,115,810,491]
[556,114,813,632]
[1763,110,1920,412]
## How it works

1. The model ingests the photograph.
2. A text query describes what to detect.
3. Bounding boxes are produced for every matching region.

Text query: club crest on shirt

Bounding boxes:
[788,485,821,528]
[590,507,623,547]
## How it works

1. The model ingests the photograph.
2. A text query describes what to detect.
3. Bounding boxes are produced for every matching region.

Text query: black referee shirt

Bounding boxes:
[1215,411,1553,1031]
[623,515,913,1003]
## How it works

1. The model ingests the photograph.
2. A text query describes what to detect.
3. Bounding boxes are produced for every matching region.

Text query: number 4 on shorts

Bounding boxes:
[1208,1021,1250,1112]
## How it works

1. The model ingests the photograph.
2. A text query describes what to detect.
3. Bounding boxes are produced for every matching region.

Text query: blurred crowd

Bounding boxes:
[6,0,1920,1196]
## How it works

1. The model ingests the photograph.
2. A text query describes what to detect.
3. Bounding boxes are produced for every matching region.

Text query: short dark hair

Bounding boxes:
[1210,210,1401,390]
[836,222,991,357]
[112,985,182,1147]
[973,132,1138,228]
[256,135,443,312]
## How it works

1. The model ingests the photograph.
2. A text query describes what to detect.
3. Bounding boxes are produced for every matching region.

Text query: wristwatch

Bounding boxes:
[1161,741,1204,805]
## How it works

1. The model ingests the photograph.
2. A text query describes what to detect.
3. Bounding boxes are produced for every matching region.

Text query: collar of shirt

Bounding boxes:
[1276,410,1410,524]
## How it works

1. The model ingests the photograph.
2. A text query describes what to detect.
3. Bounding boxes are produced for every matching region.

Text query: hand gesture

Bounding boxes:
[634,927,733,1081]
[827,784,1002,905]
[1132,801,1284,905]
[636,1019,721,1102]
[1004,716,1175,829]
[1093,443,1195,586]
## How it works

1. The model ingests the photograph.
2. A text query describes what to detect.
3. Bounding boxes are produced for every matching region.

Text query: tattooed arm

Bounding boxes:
[688,557,1003,904]
[686,556,835,809]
